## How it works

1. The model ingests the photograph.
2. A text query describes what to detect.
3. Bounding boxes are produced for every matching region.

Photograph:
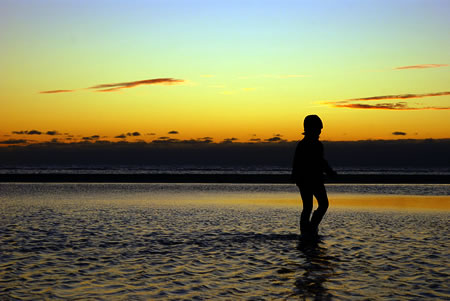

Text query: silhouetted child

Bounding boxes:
[292,115,336,238]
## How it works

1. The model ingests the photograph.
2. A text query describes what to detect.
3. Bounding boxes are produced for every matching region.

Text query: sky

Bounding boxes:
[1,0,449,145]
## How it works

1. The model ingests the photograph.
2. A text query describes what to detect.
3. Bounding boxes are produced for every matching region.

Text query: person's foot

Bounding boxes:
[300,228,319,241]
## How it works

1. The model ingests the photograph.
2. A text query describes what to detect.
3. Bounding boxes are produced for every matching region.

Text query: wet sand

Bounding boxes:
[0,183,449,299]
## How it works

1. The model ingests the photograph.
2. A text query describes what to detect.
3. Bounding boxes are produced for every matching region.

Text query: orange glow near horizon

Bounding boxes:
[1,1,449,146]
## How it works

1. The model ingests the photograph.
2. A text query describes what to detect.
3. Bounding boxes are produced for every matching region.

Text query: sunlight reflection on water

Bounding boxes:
[0,183,449,299]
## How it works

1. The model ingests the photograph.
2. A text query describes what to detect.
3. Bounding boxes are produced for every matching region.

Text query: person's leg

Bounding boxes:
[298,184,313,235]
[310,183,329,234]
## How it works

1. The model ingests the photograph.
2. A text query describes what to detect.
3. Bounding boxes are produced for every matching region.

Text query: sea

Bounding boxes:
[0,165,449,176]
[0,166,449,300]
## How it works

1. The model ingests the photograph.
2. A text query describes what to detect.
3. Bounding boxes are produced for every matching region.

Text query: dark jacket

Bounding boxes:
[291,137,334,185]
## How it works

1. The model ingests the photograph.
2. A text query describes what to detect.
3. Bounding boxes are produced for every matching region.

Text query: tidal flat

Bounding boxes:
[0,183,449,300]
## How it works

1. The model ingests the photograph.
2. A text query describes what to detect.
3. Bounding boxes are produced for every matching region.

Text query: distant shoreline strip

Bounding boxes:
[0,174,449,184]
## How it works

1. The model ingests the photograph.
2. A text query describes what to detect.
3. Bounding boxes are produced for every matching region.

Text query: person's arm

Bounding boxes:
[323,159,337,177]
[291,142,301,184]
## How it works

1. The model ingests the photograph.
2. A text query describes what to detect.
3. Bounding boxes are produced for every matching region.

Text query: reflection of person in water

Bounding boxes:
[292,115,336,238]
[294,241,334,299]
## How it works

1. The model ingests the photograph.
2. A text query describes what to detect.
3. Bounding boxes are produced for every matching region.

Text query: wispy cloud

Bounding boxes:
[89,78,185,92]
[330,102,450,110]
[324,91,450,110]
[40,78,185,94]
[39,89,74,94]
[394,64,448,70]
[348,91,450,101]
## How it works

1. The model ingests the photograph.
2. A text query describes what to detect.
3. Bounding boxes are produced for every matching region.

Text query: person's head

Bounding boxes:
[303,115,323,138]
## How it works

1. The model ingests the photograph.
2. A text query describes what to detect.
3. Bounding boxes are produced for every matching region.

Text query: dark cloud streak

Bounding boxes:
[394,64,448,70]
[26,130,42,135]
[127,132,141,137]
[250,138,261,142]
[0,139,28,144]
[39,89,74,94]
[392,132,407,136]
[88,78,185,92]
[46,131,61,136]
[331,102,450,110]
[82,135,100,141]
[13,130,65,135]
[325,91,450,110]
[265,136,287,142]
[40,78,185,94]
[348,91,450,102]
[222,138,238,143]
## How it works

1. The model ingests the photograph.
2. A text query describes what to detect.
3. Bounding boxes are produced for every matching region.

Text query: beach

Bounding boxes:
[2,0,449,298]
[0,182,449,299]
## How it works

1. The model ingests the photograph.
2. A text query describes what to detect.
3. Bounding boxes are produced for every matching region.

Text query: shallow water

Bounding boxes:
[0,184,449,300]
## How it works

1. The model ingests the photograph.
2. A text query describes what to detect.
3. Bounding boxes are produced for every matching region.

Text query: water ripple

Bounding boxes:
[0,184,449,299]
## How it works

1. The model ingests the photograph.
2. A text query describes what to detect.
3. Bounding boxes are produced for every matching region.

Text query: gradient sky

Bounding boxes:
[1,0,449,144]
